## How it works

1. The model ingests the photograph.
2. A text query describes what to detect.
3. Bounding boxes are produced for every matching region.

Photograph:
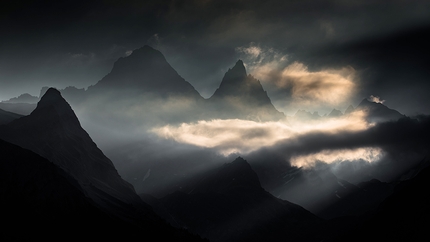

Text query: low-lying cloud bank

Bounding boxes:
[153,113,430,182]
[152,110,370,156]
[290,147,384,168]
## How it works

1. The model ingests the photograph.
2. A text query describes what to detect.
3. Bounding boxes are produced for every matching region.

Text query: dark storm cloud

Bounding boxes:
[2,0,430,109]
[297,24,430,115]
[246,115,430,183]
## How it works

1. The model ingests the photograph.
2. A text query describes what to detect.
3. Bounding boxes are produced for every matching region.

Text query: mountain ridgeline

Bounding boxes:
[32,45,284,127]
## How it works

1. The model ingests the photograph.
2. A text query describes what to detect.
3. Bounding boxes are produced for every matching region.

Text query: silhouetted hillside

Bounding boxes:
[0,108,22,124]
[0,89,206,241]
[143,157,324,242]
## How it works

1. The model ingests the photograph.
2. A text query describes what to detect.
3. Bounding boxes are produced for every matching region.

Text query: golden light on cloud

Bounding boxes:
[368,95,385,104]
[290,147,384,168]
[279,62,356,106]
[152,110,373,157]
[152,43,372,167]
[153,119,295,155]
[236,43,357,111]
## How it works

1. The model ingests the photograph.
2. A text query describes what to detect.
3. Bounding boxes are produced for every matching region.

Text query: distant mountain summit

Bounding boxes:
[208,60,284,121]
[211,60,249,97]
[357,98,405,122]
[80,45,206,126]
[344,105,355,114]
[294,110,321,120]
[89,45,203,100]
[192,156,262,194]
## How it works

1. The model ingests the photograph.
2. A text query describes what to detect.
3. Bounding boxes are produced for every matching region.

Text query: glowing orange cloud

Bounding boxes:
[152,110,372,157]
[236,44,357,111]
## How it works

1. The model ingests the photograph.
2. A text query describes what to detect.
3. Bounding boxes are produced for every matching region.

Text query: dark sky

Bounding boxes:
[1,0,430,115]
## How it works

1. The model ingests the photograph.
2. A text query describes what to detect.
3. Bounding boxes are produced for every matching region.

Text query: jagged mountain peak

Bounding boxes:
[231,156,247,164]
[217,59,248,90]
[31,87,78,121]
[35,87,64,108]
[229,59,247,76]
[89,45,202,99]
[345,104,355,114]
[0,88,144,209]
[208,60,285,121]
[224,156,254,171]
[357,98,405,122]
[120,45,165,63]
[359,97,381,107]
[107,45,174,78]
[194,157,262,194]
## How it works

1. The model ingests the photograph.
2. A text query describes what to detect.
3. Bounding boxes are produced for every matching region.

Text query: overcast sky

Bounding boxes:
[1,0,430,115]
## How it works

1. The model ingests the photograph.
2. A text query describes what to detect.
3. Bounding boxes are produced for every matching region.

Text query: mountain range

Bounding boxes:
[1,45,284,125]
[1,45,428,241]
[2,45,408,127]
[0,86,354,242]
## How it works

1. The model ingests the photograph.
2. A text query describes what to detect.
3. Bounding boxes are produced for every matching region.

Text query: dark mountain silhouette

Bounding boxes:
[40,85,87,105]
[0,88,156,218]
[334,164,430,241]
[357,98,405,122]
[265,166,394,219]
[0,108,22,124]
[0,138,135,240]
[88,45,203,100]
[0,89,206,241]
[142,157,323,242]
[208,60,285,121]
[74,45,205,126]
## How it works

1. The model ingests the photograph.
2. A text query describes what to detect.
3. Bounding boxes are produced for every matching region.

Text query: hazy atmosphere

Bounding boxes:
[2,1,430,241]
[2,0,430,115]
